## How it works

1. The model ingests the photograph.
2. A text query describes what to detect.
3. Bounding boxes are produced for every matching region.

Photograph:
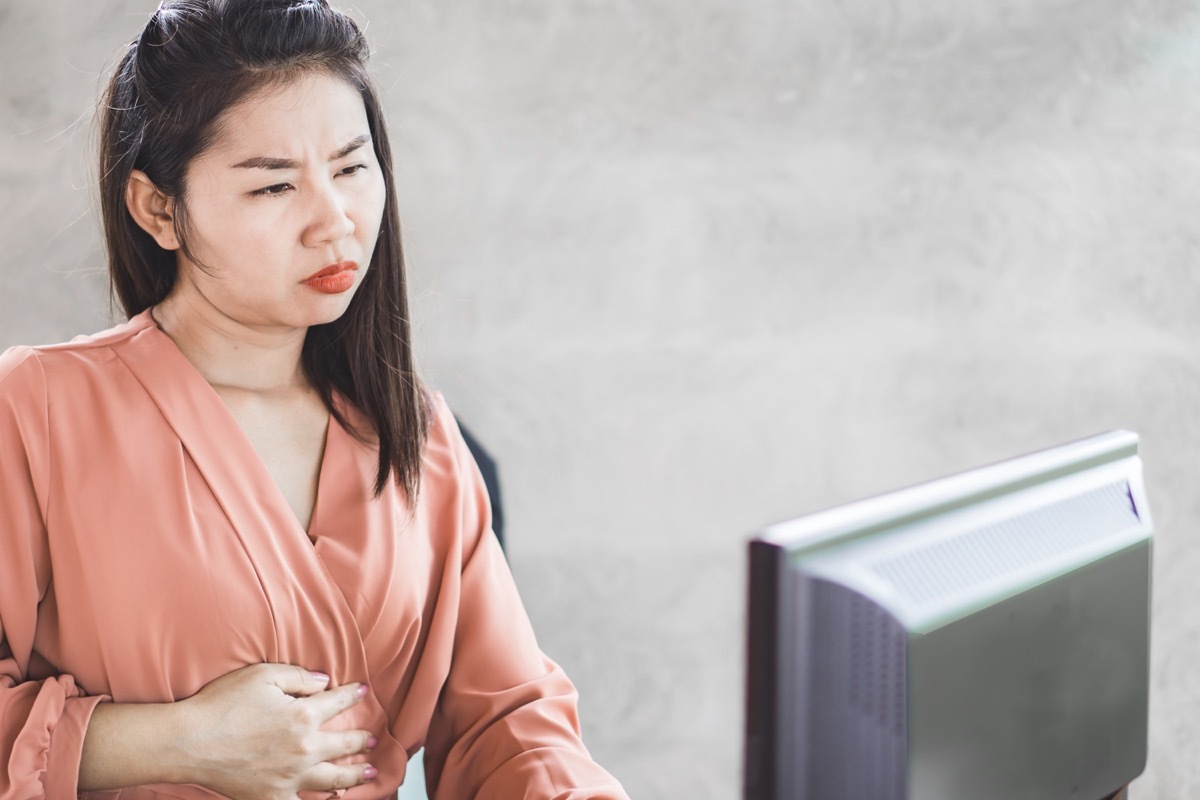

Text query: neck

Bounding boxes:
[152,291,310,395]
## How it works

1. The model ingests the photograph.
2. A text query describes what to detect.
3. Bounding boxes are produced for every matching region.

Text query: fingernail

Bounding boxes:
[310,671,330,683]
[366,735,379,751]
[363,765,378,781]
[356,684,369,698]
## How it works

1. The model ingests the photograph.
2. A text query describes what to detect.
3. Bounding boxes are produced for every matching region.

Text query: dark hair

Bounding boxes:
[99,0,428,499]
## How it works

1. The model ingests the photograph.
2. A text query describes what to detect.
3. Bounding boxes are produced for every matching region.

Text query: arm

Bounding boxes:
[422,399,628,800]
[79,702,190,788]
[0,348,110,799]
[79,665,375,797]
[0,667,108,800]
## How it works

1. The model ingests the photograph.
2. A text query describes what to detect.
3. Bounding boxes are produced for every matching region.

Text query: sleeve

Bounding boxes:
[0,347,109,799]
[421,397,630,800]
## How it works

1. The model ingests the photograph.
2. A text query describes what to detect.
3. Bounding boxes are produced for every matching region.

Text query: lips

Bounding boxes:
[303,260,357,282]
[302,260,358,294]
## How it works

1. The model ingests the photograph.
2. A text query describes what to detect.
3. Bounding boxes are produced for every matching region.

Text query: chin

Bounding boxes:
[300,291,359,328]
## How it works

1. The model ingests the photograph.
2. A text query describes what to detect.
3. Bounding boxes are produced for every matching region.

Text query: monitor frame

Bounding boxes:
[744,430,1152,800]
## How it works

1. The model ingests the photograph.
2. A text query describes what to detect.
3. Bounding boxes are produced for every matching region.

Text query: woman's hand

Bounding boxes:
[175,663,378,799]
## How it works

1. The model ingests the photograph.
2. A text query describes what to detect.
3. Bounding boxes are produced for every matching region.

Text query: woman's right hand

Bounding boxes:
[175,663,378,799]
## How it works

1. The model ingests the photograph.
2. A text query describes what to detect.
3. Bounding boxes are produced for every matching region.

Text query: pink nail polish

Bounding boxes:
[366,735,379,751]
[310,671,330,683]
[363,765,378,781]
[356,683,369,698]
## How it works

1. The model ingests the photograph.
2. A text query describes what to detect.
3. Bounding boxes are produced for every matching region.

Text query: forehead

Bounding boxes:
[205,71,369,158]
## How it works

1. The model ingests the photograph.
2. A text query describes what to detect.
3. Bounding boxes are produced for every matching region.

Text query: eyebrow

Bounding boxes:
[230,134,372,170]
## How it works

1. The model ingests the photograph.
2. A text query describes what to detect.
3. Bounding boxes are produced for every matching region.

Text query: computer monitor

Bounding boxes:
[744,430,1152,800]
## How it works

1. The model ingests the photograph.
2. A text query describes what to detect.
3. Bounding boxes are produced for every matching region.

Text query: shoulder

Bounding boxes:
[422,390,472,475]
[418,389,489,505]
[0,349,50,477]
[426,390,458,442]
[0,345,45,386]
[414,389,496,557]
[0,313,154,393]
[0,346,49,421]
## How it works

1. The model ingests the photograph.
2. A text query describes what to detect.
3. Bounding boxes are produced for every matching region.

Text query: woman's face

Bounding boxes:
[171,70,387,330]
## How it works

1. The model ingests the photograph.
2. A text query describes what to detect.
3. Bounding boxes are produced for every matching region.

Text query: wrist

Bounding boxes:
[81,700,199,791]
[158,697,199,785]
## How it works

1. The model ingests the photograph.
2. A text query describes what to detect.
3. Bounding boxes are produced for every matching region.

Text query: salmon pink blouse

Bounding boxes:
[0,310,628,800]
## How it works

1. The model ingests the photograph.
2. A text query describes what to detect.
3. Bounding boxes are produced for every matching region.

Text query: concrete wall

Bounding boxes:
[5,1,1200,796]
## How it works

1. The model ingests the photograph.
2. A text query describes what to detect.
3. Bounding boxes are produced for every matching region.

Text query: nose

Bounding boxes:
[302,182,355,247]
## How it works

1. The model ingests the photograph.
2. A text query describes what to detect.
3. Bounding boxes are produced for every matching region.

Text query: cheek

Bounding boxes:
[177,199,282,286]
[361,177,388,238]
[185,196,265,250]
[371,175,387,219]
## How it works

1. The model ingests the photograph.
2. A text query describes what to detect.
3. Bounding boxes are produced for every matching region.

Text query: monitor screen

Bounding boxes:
[744,430,1151,800]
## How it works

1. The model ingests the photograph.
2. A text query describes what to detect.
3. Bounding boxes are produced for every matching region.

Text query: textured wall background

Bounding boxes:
[4,0,1200,797]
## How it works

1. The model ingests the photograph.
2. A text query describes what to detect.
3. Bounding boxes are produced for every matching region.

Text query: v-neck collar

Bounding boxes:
[114,308,333,546]
[94,310,411,776]
[110,307,380,677]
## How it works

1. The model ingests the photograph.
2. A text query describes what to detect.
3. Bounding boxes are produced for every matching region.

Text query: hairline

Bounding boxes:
[187,64,373,180]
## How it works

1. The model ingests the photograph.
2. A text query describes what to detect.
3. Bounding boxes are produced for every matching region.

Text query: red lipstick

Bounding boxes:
[302,261,358,294]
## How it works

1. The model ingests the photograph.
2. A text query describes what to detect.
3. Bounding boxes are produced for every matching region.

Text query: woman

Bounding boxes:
[0,1,628,798]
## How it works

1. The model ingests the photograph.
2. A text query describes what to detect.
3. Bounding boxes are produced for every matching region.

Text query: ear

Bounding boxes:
[125,170,181,251]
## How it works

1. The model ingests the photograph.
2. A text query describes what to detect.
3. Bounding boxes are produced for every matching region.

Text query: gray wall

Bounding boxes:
[4,1,1200,797]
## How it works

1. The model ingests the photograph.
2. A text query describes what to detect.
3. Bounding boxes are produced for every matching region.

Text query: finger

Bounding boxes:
[306,681,369,723]
[312,730,378,763]
[299,761,379,792]
[260,663,333,697]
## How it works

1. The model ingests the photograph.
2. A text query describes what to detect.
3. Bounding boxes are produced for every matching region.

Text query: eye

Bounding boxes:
[339,164,368,177]
[250,182,293,198]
